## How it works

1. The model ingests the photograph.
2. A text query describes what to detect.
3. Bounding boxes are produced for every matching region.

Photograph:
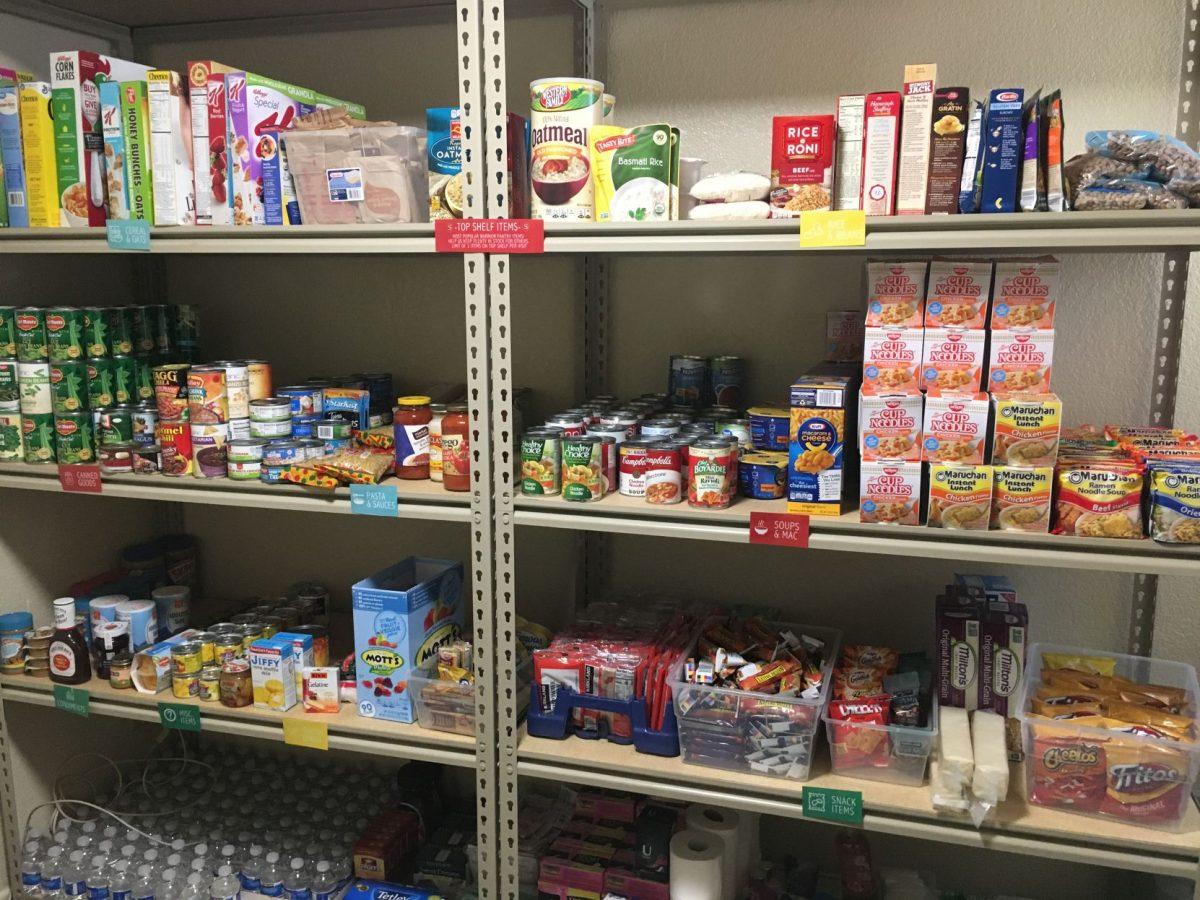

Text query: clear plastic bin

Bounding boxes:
[1015,642,1200,832]
[412,658,531,735]
[673,622,841,781]
[822,694,938,786]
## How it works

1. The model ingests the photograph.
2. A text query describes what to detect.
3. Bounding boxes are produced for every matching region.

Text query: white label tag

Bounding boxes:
[326,167,364,202]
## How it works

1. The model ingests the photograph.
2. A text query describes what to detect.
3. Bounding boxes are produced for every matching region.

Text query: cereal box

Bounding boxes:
[49,51,153,226]
[352,557,465,724]
[787,374,852,516]
[858,390,922,461]
[19,83,60,227]
[249,637,298,711]
[861,92,900,215]
[987,329,1054,394]
[990,393,1061,467]
[97,80,129,220]
[925,259,992,328]
[148,71,195,226]
[186,60,239,226]
[928,464,993,530]
[119,82,153,223]
[991,257,1059,330]
[0,76,28,227]
[895,64,937,215]
[859,460,921,525]
[991,466,1053,532]
[865,260,927,327]
[1053,464,1144,539]
[920,327,985,392]
[863,327,923,393]
[825,310,864,362]
[769,115,836,215]
[922,389,988,464]
[834,95,865,211]
[427,107,462,221]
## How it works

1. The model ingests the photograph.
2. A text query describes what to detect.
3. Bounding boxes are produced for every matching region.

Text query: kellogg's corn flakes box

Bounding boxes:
[352,557,465,723]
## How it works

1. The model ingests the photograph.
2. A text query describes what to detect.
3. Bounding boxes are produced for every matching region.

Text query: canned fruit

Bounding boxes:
[171,673,200,699]
[21,414,55,463]
[521,429,561,495]
[87,357,116,407]
[49,361,88,413]
[82,307,110,357]
[561,435,604,501]
[45,308,86,362]
[15,308,47,362]
[153,363,190,422]
[54,413,95,464]
[171,640,203,676]
[688,438,736,509]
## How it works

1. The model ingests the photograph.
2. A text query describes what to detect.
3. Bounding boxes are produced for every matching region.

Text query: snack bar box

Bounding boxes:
[352,557,465,724]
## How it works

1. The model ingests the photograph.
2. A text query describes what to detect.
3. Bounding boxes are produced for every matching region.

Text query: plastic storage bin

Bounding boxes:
[412,658,531,736]
[822,694,939,786]
[1015,642,1200,832]
[673,622,841,781]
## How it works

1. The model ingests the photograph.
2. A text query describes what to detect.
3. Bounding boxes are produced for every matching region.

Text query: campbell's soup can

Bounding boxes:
[599,409,640,438]
[688,438,736,509]
[644,441,683,505]
[618,437,654,497]
[529,77,604,221]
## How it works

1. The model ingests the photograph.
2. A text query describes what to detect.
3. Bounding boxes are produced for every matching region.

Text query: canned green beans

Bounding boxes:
[133,354,154,402]
[106,307,135,355]
[15,308,46,362]
[21,414,54,463]
[112,354,136,405]
[0,412,22,460]
[0,308,15,357]
[49,360,88,413]
[46,308,86,362]
[87,357,116,407]
[0,359,18,412]
[132,306,155,354]
[82,307,109,357]
[18,362,51,414]
[54,412,95,464]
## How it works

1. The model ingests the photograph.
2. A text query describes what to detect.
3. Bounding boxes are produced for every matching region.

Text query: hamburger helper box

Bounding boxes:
[352,557,465,724]
[49,51,153,226]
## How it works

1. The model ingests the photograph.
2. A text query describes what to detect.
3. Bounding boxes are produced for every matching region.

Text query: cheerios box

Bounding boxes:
[788,373,855,516]
[352,557,465,724]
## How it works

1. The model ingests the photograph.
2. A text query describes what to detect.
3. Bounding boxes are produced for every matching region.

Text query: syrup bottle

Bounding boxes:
[49,597,91,685]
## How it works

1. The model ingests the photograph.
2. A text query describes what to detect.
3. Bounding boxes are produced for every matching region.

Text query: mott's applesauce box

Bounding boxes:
[20,83,59,227]
[352,557,465,724]
[50,51,152,226]
[249,637,297,711]
[788,374,852,516]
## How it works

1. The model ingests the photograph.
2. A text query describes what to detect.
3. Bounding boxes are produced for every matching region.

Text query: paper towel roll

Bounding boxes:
[684,804,741,900]
[737,811,759,887]
[670,829,724,900]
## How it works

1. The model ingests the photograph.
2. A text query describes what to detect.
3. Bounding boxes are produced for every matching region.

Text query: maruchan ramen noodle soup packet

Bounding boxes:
[928,464,993,530]
[991,466,1053,532]
[922,389,988,465]
[858,390,922,462]
[991,257,1060,331]
[1053,463,1145,539]
[1148,464,1200,544]
[863,328,922,393]
[991,393,1061,467]
[988,330,1054,395]
[859,460,921,525]
[925,259,992,328]
[865,260,927,328]
[920,327,985,392]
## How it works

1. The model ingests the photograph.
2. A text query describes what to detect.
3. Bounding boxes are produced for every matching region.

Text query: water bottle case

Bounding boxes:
[524,682,680,757]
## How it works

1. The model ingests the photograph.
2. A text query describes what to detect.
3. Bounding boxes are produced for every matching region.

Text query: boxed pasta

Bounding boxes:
[865,260,927,327]
[770,115,836,215]
[925,259,992,328]
[859,460,921,525]
[922,389,988,465]
[863,327,923,393]
[788,374,852,517]
[927,464,993,530]
[991,257,1059,330]
[148,71,195,226]
[920,327,986,392]
[991,466,1053,532]
[988,330,1055,394]
[979,89,1025,214]
[895,64,937,215]
[834,95,865,211]
[858,390,922,461]
[861,92,901,215]
[990,393,1061,467]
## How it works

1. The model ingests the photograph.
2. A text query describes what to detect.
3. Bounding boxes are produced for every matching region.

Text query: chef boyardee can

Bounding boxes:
[15,308,46,362]
[54,412,95,464]
[96,406,136,446]
[87,357,116,407]
[49,360,88,413]
[17,362,51,414]
[0,412,23,460]
[106,306,135,355]
[82,307,110,357]
[21,414,54,463]
[133,354,154,402]
[45,307,86,362]
[133,306,155,354]
[112,354,137,405]
[0,308,15,358]
[0,359,18,412]
[132,403,158,446]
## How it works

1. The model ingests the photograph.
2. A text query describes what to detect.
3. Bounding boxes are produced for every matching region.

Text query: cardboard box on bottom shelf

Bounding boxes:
[787,373,854,516]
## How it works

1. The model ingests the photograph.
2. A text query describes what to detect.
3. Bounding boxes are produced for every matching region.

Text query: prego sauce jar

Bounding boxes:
[441,403,471,492]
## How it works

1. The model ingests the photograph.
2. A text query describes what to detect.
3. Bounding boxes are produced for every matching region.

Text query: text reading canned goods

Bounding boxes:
[57,464,102,493]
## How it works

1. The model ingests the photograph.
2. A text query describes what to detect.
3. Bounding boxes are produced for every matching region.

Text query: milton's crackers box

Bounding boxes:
[352,557,465,724]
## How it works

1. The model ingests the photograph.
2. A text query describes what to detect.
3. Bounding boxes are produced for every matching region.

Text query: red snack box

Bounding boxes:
[861,92,901,215]
[770,115,836,215]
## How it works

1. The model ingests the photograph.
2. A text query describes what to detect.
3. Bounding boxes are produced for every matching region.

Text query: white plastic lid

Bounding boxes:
[221,844,234,857]
[137,864,151,878]
[143,850,158,861]
[266,851,279,863]
[248,845,263,857]
[217,865,232,877]
[290,858,304,870]
[48,846,63,858]
[187,873,202,886]
[194,843,208,855]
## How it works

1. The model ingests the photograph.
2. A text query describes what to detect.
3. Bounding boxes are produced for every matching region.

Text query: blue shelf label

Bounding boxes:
[106,220,151,252]
[350,483,398,517]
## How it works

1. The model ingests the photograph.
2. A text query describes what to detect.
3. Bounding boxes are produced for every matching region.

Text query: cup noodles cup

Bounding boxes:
[826,310,865,363]
[991,257,1059,330]
[859,460,921,525]
[769,115,835,215]
[922,389,988,464]
[865,260,927,327]
[927,463,993,530]
[863,327,922,393]
[990,393,1061,467]
[991,465,1053,532]
[925,260,993,328]
[861,92,900,215]
[920,327,985,392]
[988,330,1054,395]
[858,390,922,461]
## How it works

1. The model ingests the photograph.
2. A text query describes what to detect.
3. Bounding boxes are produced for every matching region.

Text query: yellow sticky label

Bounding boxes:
[282,717,329,750]
[799,210,866,248]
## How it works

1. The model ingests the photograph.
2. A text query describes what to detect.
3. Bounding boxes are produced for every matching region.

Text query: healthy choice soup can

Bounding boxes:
[529,77,604,221]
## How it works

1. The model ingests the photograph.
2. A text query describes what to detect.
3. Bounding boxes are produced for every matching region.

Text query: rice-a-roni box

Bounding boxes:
[352,557,465,724]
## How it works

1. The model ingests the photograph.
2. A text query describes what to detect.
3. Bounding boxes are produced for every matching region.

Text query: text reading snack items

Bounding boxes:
[863,328,922,393]
[988,330,1054,395]
[991,466,1053,532]
[865,260,927,328]
[991,393,1061,467]
[925,260,993,329]
[922,389,988,465]
[991,257,1060,331]
[920,327,985,392]
[928,464,993,530]
[1053,464,1145,539]
[770,115,836,215]
[859,461,921,525]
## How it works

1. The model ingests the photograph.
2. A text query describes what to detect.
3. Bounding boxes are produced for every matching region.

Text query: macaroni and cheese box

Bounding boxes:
[788,375,853,516]
[148,71,195,226]
[987,330,1055,394]
[991,257,1059,330]
[859,460,921,525]
[19,82,59,227]
[925,259,992,328]
[119,81,153,222]
[49,51,153,226]
[352,557,466,724]
[922,389,989,464]
[863,327,923,393]
[928,464,993,530]
[859,390,922,461]
[249,637,298,711]
[0,74,28,227]
[920,327,986,392]
[97,80,129,220]
[990,393,1061,467]
[186,60,239,225]
[865,260,927,327]
[991,466,1053,532]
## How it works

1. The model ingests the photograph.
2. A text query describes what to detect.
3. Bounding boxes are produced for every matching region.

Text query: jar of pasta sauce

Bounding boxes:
[394,396,432,479]
[441,403,471,492]
[688,438,737,509]
[428,403,449,483]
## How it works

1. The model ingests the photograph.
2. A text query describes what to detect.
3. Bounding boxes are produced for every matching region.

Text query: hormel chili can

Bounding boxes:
[688,437,736,509]
[156,421,194,477]
[644,441,682,505]
[596,434,617,494]
[618,436,654,497]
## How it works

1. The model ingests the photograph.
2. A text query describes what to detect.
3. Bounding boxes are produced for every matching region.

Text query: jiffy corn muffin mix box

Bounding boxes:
[249,637,297,711]
[352,557,465,724]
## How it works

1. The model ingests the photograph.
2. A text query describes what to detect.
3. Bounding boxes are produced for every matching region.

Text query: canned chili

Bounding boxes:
[153,363,190,422]
[644,441,683,505]
[688,438,737,509]
[156,421,193,477]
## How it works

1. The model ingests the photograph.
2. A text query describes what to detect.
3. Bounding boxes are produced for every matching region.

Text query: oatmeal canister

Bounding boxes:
[530,77,604,220]
[688,438,736,509]
[521,427,562,495]
[561,434,604,501]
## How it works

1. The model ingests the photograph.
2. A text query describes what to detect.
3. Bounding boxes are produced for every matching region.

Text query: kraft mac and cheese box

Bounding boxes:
[979,88,1024,214]
[97,80,129,220]
[788,374,854,516]
[148,71,195,226]
[20,83,59,227]
[352,557,465,724]
[186,60,239,225]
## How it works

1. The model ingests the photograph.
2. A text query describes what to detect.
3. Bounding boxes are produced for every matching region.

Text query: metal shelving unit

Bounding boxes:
[0,225,438,254]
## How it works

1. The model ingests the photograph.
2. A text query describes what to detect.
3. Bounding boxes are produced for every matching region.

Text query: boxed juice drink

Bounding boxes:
[922,389,989,464]
[925,259,992,328]
[920,327,986,392]
[927,463,993,530]
[248,637,298,711]
[787,374,853,516]
[352,557,466,724]
[186,60,239,225]
[97,80,129,220]
[861,92,900,215]
[859,389,922,461]
[991,257,1059,330]
[987,330,1055,395]
[895,63,937,214]
[0,71,28,227]
[990,393,1061,467]
[859,460,921,525]
[148,71,195,226]
[862,327,923,393]
[49,51,153,226]
[19,83,58,227]
[119,81,153,223]
[865,260,927,328]
[834,94,865,211]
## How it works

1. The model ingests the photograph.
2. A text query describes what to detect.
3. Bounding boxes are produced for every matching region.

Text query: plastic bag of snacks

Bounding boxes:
[1084,130,1200,187]
[1072,175,1188,211]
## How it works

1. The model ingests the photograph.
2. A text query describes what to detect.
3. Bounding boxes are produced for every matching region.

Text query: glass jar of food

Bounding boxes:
[441,403,470,492]
[219,659,252,708]
[108,653,134,690]
[199,665,221,702]
[393,395,432,479]
[428,403,449,483]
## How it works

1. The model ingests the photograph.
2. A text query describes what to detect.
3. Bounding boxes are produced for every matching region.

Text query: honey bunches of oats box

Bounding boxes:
[0,412,22,461]
[21,413,54,463]
[49,360,88,413]
[54,411,94,464]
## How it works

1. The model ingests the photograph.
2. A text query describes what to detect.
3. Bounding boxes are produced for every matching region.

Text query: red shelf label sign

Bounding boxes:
[748,512,810,548]
[58,465,102,493]
[435,218,545,254]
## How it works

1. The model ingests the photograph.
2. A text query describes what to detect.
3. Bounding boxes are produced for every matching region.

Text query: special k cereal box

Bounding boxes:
[920,327,985,392]
[922,389,988,464]
[928,463,993,530]
[991,257,1059,330]
[925,259,993,328]
[991,466,1053,532]
[859,390,922,461]
[987,330,1054,395]
[990,393,1062,467]
[186,60,239,226]
[865,260,927,327]
[863,327,922,393]
[860,460,921,525]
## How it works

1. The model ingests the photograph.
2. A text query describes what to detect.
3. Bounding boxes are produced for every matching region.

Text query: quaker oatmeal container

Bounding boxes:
[530,77,604,220]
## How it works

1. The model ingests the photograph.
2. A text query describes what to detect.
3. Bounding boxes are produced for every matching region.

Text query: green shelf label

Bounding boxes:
[106,219,151,252]
[349,483,398,517]
[802,786,862,825]
[157,702,201,732]
[53,685,90,717]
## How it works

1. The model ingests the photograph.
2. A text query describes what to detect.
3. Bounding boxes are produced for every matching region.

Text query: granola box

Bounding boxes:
[186,60,239,225]
[895,63,937,215]
[922,389,988,464]
[928,463,993,530]
[50,51,152,226]
[861,92,900,215]
[920,327,985,392]
[991,257,1059,330]
[925,87,969,215]
[865,260,927,327]
[991,465,1053,532]
[863,327,922,393]
[859,460,921,525]
[770,115,836,215]
[19,83,58,227]
[787,374,852,517]
[148,71,195,226]
[858,389,922,461]
[925,259,992,328]
[987,330,1055,395]
[990,393,1061,467]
